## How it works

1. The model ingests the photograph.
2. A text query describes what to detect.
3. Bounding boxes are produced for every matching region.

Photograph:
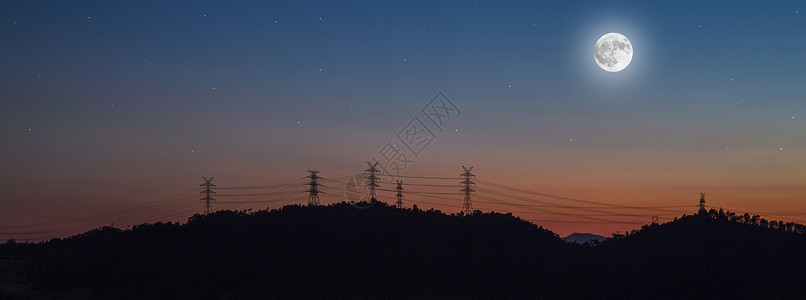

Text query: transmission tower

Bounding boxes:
[460,166,475,214]
[365,162,381,201]
[395,180,404,209]
[200,176,216,214]
[305,170,324,206]
[698,192,706,213]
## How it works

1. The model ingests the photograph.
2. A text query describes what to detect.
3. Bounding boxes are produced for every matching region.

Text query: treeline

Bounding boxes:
[591,209,806,298]
[610,208,806,239]
[1,202,805,298]
[0,201,571,298]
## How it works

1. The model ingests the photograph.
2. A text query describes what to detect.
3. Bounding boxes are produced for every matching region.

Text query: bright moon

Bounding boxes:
[594,32,633,72]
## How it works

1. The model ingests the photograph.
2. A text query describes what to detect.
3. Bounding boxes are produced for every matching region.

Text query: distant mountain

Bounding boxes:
[563,232,606,244]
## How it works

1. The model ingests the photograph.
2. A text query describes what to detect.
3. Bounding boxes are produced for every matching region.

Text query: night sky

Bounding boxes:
[2,1,806,240]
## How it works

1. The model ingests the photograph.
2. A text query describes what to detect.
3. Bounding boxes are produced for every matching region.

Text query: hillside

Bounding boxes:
[0,201,571,298]
[590,209,806,298]
[1,204,805,298]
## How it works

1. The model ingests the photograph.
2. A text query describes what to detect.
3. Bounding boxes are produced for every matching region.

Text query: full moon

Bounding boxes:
[594,32,633,72]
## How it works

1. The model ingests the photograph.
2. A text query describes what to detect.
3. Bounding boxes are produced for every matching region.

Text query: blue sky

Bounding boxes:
[2,0,805,238]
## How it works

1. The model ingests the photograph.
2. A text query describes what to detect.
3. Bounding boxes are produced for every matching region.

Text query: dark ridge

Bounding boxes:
[590,209,806,298]
[0,201,570,298]
[1,204,805,298]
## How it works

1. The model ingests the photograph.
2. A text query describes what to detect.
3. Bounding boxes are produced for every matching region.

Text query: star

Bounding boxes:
[779,147,784,151]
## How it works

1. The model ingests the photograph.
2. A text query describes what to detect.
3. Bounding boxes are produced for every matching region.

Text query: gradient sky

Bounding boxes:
[2,0,806,240]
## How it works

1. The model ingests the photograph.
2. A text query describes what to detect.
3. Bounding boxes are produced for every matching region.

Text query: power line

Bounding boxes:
[396,183,459,188]
[378,189,456,195]
[216,183,303,190]
[380,174,457,180]
[472,192,639,223]
[1,190,197,230]
[212,178,307,211]
[475,179,690,213]
[217,190,300,197]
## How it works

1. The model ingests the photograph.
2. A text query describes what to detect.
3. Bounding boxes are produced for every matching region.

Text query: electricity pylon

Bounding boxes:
[365,162,381,201]
[699,192,706,214]
[200,176,216,214]
[305,170,324,206]
[395,180,404,209]
[460,166,474,214]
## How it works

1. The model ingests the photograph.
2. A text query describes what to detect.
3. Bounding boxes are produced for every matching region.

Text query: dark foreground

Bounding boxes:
[2,201,805,299]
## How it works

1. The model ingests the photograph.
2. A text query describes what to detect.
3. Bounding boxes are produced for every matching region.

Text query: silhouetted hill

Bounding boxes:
[591,209,806,298]
[1,204,805,298]
[0,201,571,298]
